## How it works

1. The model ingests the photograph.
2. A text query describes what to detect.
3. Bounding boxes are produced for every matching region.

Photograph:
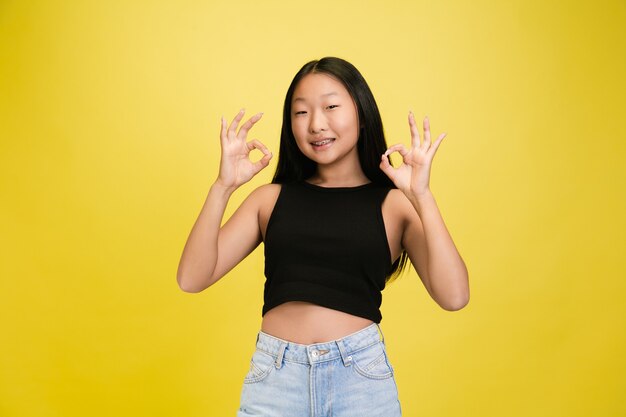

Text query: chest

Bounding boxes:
[259,188,405,264]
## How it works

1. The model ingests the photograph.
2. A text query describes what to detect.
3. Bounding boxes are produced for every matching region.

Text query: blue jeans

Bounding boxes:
[237,323,402,416]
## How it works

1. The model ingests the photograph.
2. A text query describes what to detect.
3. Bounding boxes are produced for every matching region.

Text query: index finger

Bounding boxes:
[384,143,410,157]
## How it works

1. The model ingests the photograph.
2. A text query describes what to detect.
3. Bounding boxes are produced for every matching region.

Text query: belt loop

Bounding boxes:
[335,339,353,367]
[274,342,287,369]
[376,323,385,344]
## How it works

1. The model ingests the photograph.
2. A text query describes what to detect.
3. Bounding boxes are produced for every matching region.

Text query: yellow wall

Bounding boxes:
[1,0,624,416]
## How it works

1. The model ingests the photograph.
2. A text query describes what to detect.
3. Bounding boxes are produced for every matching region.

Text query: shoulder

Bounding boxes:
[383,188,414,213]
[244,183,282,208]
[251,182,282,195]
[249,184,284,235]
[382,188,421,226]
[250,183,281,199]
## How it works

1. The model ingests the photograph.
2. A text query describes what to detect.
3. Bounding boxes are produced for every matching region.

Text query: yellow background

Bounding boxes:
[1,0,624,416]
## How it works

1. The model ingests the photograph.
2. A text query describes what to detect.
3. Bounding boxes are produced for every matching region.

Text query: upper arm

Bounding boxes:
[397,194,433,295]
[208,184,279,286]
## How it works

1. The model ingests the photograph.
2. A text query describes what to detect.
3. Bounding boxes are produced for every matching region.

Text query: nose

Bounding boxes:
[309,109,327,134]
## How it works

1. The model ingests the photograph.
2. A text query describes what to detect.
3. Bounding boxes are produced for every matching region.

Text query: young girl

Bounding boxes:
[177,57,469,416]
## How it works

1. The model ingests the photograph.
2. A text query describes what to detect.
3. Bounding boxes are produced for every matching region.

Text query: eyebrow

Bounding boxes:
[293,92,339,102]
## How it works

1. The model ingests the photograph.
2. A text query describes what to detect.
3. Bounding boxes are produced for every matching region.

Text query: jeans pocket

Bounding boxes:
[243,349,275,384]
[352,341,394,380]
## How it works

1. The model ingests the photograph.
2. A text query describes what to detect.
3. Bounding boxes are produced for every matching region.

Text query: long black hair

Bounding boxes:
[271,56,409,282]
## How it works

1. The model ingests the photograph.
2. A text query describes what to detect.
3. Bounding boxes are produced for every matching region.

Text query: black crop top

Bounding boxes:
[262,181,393,323]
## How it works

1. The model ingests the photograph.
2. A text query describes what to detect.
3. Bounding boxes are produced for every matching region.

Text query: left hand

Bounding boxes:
[380,112,447,198]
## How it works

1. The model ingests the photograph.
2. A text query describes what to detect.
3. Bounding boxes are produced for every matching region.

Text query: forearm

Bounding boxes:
[176,182,234,292]
[409,190,469,310]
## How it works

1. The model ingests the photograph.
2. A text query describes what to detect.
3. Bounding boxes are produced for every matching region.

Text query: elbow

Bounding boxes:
[177,272,210,293]
[438,286,470,311]
[439,269,470,311]
[177,260,217,292]
[178,282,204,293]
[441,294,469,311]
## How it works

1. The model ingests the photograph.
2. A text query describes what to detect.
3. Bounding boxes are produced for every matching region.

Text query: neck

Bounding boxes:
[308,159,369,187]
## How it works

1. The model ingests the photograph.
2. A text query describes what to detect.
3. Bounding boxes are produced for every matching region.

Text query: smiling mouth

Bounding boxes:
[311,138,335,147]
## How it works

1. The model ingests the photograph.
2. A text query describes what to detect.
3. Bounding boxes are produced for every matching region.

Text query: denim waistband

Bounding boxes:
[254,323,384,367]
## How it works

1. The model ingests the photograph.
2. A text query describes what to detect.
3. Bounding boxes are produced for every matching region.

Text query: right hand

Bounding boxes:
[216,109,272,190]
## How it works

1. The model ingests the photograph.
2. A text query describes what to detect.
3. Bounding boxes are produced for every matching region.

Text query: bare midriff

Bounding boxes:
[260,301,375,344]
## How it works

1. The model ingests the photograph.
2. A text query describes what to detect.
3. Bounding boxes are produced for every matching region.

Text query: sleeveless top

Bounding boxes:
[262,180,394,323]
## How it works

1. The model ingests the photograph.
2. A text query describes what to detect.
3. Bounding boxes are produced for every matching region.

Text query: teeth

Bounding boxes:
[312,139,333,146]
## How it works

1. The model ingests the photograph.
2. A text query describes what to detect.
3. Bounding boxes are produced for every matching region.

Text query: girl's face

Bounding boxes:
[290,73,360,167]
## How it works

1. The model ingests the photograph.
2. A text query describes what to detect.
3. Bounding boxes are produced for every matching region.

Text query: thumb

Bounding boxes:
[252,151,272,174]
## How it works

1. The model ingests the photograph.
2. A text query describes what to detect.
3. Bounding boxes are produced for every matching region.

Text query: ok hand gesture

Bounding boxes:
[379,112,446,198]
[216,109,272,191]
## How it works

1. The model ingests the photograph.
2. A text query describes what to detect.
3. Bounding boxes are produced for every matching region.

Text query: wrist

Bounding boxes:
[407,188,434,207]
[211,180,237,196]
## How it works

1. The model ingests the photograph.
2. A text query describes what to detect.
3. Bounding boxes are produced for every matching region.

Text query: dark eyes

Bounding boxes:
[294,105,339,115]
